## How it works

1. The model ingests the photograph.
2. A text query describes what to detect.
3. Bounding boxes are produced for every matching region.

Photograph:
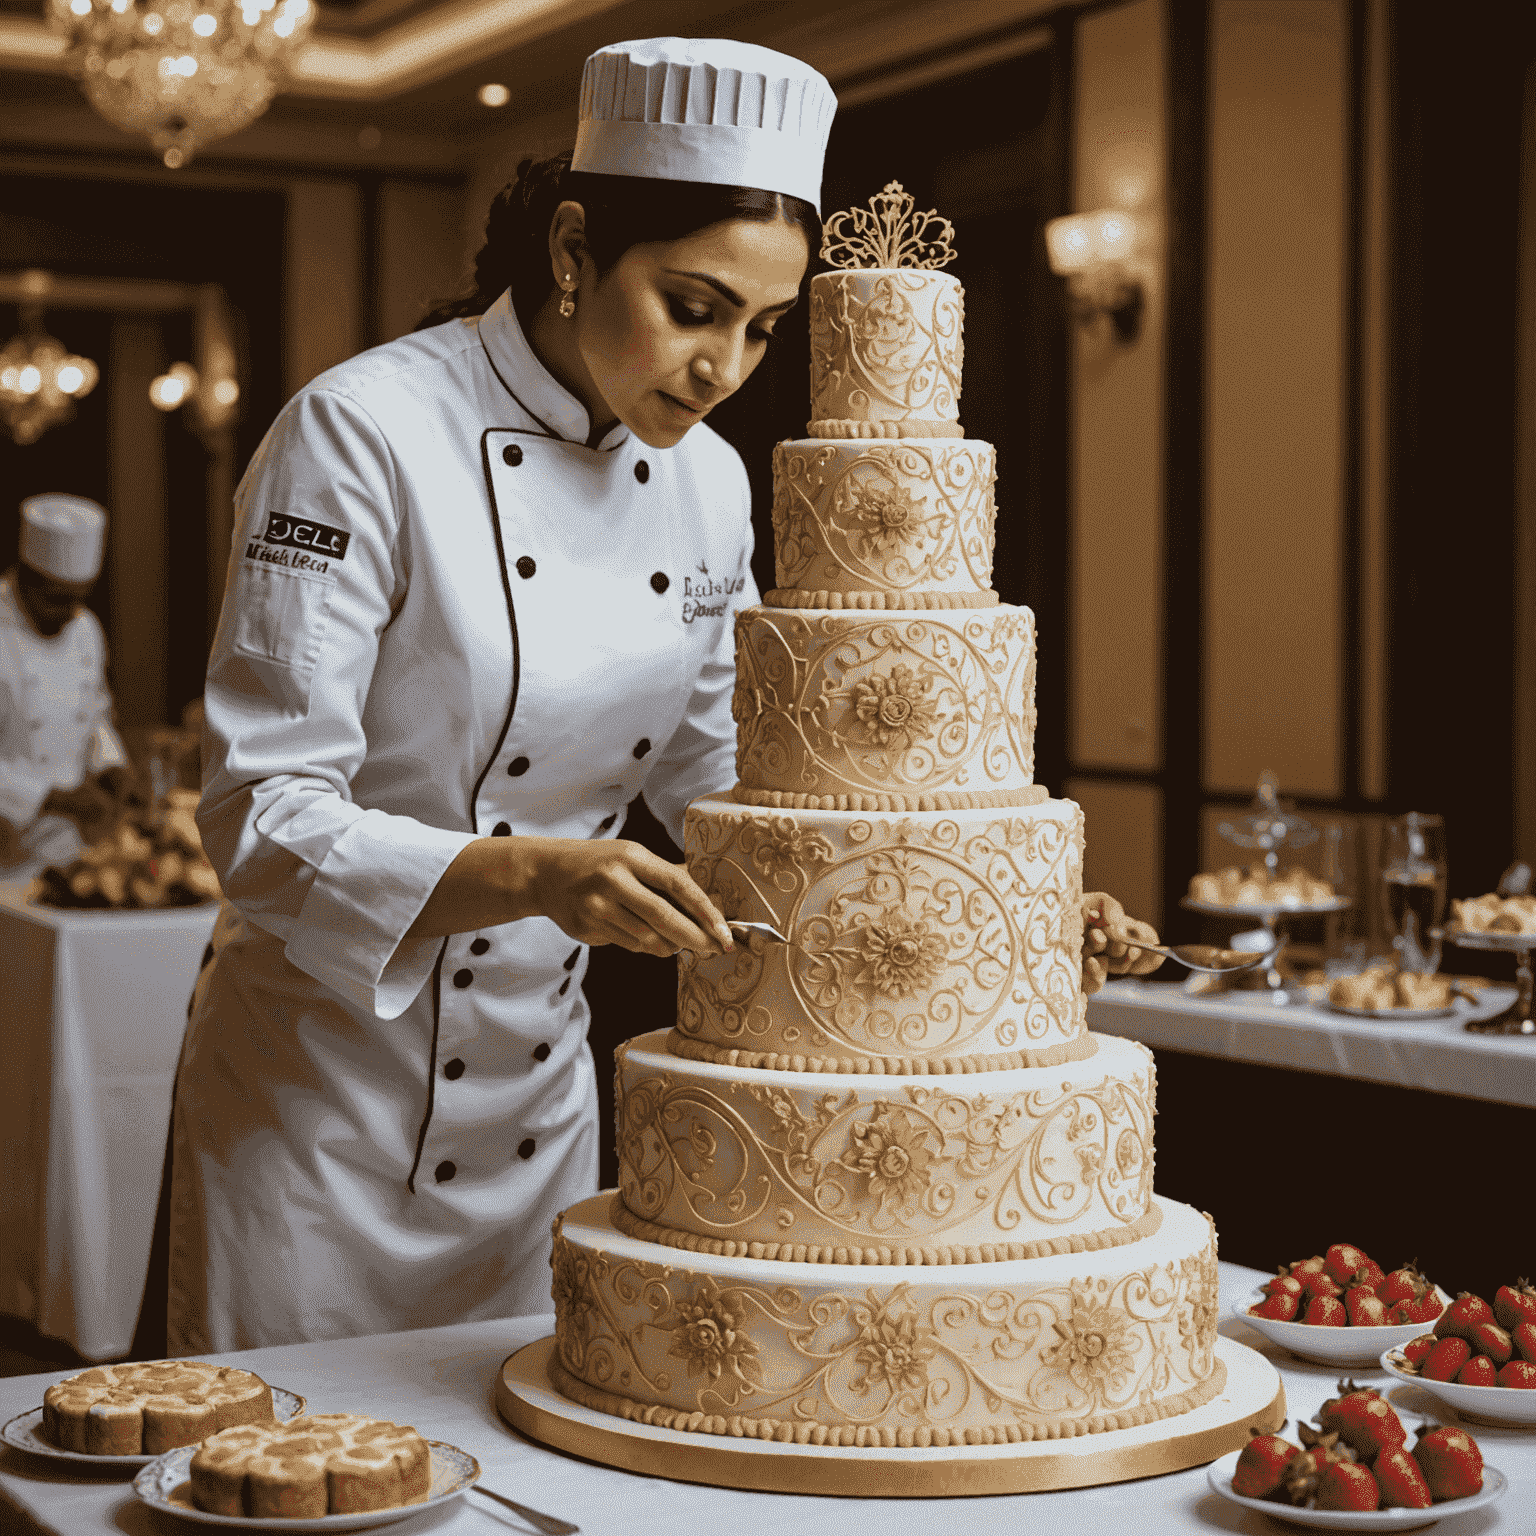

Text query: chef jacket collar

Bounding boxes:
[478,289,631,452]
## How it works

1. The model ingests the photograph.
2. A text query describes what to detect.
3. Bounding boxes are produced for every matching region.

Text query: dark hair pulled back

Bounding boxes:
[418,152,821,332]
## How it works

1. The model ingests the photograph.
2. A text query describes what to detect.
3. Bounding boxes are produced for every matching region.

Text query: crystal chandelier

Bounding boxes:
[0,288,99,446]
[47,0,315,169]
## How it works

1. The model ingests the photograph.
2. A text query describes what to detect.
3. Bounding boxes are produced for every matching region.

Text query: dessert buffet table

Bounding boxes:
[1087,979,1535,1108]
[4,1260,1527,1533]
[0,883,216,1361]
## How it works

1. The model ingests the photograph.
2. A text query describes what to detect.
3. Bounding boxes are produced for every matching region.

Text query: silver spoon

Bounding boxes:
[1091,932,1273,974]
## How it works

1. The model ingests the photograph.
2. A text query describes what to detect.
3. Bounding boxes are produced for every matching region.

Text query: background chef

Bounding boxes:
[171,37,836,1353]
[0,493,128,876]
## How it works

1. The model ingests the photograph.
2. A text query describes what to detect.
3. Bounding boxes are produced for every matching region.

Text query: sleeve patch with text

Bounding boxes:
[246,512,350,574]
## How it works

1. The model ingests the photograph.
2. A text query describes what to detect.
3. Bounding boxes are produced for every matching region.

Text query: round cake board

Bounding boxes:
[495,1335,1283,1498]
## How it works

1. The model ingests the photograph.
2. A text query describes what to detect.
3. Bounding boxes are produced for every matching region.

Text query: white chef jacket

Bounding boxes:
[0,572,126,876]
[168,289,758,1352]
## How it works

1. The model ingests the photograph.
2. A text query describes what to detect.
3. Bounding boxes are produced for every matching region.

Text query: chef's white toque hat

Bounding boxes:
[572,38,837,212]
[19,493,108,583]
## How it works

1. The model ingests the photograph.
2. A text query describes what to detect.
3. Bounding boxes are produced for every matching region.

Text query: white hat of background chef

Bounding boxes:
[19,494,107,583]
[572,38,837,212]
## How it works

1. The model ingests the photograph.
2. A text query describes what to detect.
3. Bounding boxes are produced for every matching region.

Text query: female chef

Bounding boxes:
[168,37,839,1352]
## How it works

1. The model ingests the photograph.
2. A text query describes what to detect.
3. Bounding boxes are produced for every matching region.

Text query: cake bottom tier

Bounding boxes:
[550,1192,1222,1447]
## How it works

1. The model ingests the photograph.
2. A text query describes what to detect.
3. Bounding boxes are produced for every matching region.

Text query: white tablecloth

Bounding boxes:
[0,883,216,1360]
[5,1260,1526,1534]
[1088,978,1536,1108]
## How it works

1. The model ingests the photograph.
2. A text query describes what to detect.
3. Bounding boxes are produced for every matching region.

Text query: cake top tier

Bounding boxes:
[809,184,964,437]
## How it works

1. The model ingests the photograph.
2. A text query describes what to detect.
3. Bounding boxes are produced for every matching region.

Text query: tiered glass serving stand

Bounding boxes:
[1447,928,1536,1035]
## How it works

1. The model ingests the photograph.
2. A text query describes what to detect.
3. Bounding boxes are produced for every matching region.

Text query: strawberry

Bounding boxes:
[1457,1354,1498,1387]
[1386,1302,1413,1325]
[1324,1243,1377,1288]
[1497,1359,1536,1389]
[1413,1424,1483,1500]
[1350,1260,1387,1290]
[1421,1336,1473,1381]
[1401,1333,1438,1367]
[1493,1277,1536,1331]
[1379,1262,1432,1307]
[1284,1424,1357,1504]
[1403,1291,1443,1324]
[1249,1291,1300,1322]
[1262,1273,1306,1301]
[1316,1461,1380,1511]
[1304,1294,1348,1327]
[1290,1255,1328,1281]
[1317,1380,1407,1460]
[1434,1292,1496,1340]
[1467,1319,1513,1365]
[1373,1446,1433,1509]
[1513,1319,1536,1362]
[1346,1289,1388,1327]
[1300,1270,1344,1301]
[1232,1428,1301,1499]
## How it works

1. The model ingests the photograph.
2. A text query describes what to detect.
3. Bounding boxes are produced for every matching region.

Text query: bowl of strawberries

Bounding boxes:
[1210,1381,1504,1528]
[1381,1279,1536,1427]
[1240,1245,1447,1368]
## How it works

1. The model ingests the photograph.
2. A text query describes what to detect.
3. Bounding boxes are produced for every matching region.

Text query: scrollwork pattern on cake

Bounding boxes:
[616,1053,1153,1248]
[733,610,1035,800]
[809,273,963,426]
[550,1215,1221,1434]
[678,804,1084,1062]
[771,440,995,596]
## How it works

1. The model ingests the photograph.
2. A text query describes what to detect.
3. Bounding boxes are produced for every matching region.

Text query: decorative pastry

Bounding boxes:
[42,1361,273,1456]
[1451,892,1536,935]
[1188,865,1336,908]
[189,1412,431,1518]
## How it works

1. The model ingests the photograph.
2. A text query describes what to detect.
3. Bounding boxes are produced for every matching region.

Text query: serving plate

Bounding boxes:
[1,1386,306,1471]
[1235,1289,1447,1368]
[1381,1344,1536,1427]
[1206,1448,1506,1530]
[131,1440,479,1530]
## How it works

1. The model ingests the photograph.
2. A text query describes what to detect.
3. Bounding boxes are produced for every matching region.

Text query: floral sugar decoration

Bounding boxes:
[821,181,958,271]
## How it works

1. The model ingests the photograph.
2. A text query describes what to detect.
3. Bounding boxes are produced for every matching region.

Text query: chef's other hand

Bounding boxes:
[1081,891,1162,995]
[521,838,734,958]
[0,815,23,868]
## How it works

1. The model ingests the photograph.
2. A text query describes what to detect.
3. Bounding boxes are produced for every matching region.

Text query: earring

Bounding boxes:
[558,276,576,319]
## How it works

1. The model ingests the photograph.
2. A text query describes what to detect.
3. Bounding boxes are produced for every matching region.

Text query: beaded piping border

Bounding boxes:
[548,1356,1228,1449]
[730,784,1048,813]
[806,419,965,439]
[760,588,999,611]
[663,1023,1096,1076]
[609,1195,1163,1267]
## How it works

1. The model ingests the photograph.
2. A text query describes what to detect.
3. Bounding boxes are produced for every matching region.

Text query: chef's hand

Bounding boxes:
[521,839,734,957]
[405,835,735,957]
[1082,891,1162,994]
[0,815,23,867]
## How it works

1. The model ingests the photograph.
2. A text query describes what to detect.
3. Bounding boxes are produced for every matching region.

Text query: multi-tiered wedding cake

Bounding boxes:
[515,186,1278,1490]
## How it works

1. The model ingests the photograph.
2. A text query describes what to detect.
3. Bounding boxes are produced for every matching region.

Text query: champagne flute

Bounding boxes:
[1379,813,1447,974]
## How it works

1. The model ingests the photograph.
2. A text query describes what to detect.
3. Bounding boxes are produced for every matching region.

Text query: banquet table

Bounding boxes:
[3,1259,1527,1534]
[1087,978,1536,1108]
[0,882,217,1361]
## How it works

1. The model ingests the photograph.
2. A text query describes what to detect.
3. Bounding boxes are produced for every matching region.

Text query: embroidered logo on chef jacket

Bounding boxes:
[678,567,745,625]
[231,510,348,712]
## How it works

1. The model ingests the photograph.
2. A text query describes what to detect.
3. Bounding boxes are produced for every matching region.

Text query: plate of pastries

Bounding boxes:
[1447,892,1536,941]
[27,785,220,909]
[1326,965,1484,1020]
[1186,865,1350,916]
[2,1359,479,1529]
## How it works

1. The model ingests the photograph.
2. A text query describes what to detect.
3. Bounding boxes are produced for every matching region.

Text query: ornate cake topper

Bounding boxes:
[820,181,958,271]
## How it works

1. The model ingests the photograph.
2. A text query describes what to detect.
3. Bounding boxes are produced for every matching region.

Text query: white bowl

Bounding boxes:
[1207,1448,1507,1531]
[1235,1287,1447,1368]
[1381,1344,1536,1427]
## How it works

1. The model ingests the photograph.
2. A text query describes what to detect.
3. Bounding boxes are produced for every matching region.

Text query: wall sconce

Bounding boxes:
[1044,210,1144,343]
